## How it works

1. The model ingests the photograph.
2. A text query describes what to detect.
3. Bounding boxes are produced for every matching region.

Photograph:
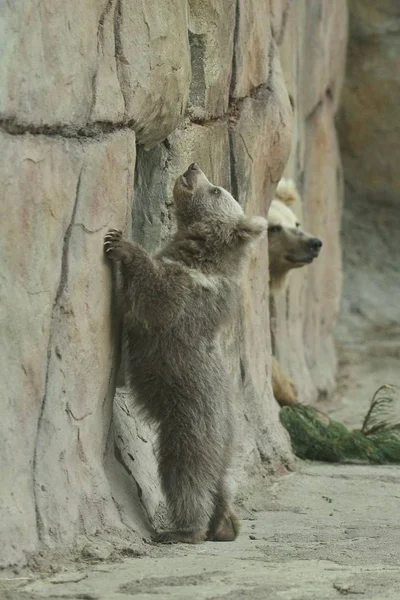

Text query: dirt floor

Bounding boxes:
[2,456,400,600]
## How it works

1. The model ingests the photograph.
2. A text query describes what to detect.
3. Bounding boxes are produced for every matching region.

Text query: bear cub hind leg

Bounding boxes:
[206,481,241,542]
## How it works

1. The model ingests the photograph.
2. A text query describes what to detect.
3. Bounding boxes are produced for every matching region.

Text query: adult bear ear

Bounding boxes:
[275,178,300,206]
[234,216,268,242]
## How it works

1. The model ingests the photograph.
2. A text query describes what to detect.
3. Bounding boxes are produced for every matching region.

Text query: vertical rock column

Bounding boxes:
[271,0,348,404]
[337,0,400,335]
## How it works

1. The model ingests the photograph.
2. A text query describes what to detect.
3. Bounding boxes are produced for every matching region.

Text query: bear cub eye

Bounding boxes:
[211,187,221,196]
[268,225,282,234]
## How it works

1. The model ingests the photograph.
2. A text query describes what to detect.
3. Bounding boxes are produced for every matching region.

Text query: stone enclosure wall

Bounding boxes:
[272,1,347,404]
[334,0,400,417]
[0,0,347,566]
[338,0,400,338]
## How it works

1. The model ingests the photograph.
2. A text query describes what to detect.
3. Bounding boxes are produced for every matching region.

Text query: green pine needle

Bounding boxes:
[280,384,400,464]
[361,384,399,435]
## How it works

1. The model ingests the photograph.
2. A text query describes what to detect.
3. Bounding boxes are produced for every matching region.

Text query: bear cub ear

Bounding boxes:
[234,216,268,241]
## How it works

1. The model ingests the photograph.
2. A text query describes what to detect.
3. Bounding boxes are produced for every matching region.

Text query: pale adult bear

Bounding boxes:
[104,163,267,544]
[268,178,322,406]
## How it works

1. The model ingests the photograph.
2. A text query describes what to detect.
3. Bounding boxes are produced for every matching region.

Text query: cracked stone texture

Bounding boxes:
[0,130,136,567]
[0,1,346,568]
[115,0,191,147]
[299,0,348,117]
[187,0,236,120]
[0,0,191,147]
[231,0,272,99]
[270,0,348,404]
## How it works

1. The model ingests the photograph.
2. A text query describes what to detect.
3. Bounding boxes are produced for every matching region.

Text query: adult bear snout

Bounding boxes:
[308,238,323,251]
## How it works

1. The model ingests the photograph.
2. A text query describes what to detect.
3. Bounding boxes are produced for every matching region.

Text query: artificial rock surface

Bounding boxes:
[0,0,346,566]
[338,0,400,336]
[330,0,400,426]
[271,0,347,405]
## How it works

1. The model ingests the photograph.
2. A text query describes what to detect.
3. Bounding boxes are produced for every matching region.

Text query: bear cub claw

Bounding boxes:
[104,229,126,261]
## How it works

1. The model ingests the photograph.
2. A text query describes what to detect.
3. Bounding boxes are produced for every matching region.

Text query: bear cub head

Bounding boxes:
[171,163,267,270]
[173,162,244,229]
[268,178,322,290]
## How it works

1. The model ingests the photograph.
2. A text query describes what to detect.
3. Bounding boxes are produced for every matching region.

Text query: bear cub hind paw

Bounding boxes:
[208,512,241,542]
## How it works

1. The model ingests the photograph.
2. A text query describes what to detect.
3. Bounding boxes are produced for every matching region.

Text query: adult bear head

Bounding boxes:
[268,178,322,290]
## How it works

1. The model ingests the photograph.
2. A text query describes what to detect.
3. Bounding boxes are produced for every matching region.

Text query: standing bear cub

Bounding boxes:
[104,163,267,544]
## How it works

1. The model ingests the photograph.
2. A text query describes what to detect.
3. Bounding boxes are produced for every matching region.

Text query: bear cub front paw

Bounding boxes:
[104,229,127,261]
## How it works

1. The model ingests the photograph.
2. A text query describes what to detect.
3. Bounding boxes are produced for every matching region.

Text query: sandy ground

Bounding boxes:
[2,460,400,600]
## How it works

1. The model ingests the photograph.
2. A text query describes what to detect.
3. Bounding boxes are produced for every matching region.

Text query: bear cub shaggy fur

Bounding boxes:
[104,163,267,544]
[268,178,322,406]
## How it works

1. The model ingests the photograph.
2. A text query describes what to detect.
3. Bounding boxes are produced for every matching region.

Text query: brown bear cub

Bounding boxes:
[104,163,267,544]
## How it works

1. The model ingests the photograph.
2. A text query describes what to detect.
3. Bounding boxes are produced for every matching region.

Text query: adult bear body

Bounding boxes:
[267,178,323,406]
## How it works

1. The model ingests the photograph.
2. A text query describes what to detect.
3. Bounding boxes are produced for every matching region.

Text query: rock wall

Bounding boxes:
[338,0,400,336]
[272,0,348,404]
[334,0,400,419]
[0,0,346,567]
